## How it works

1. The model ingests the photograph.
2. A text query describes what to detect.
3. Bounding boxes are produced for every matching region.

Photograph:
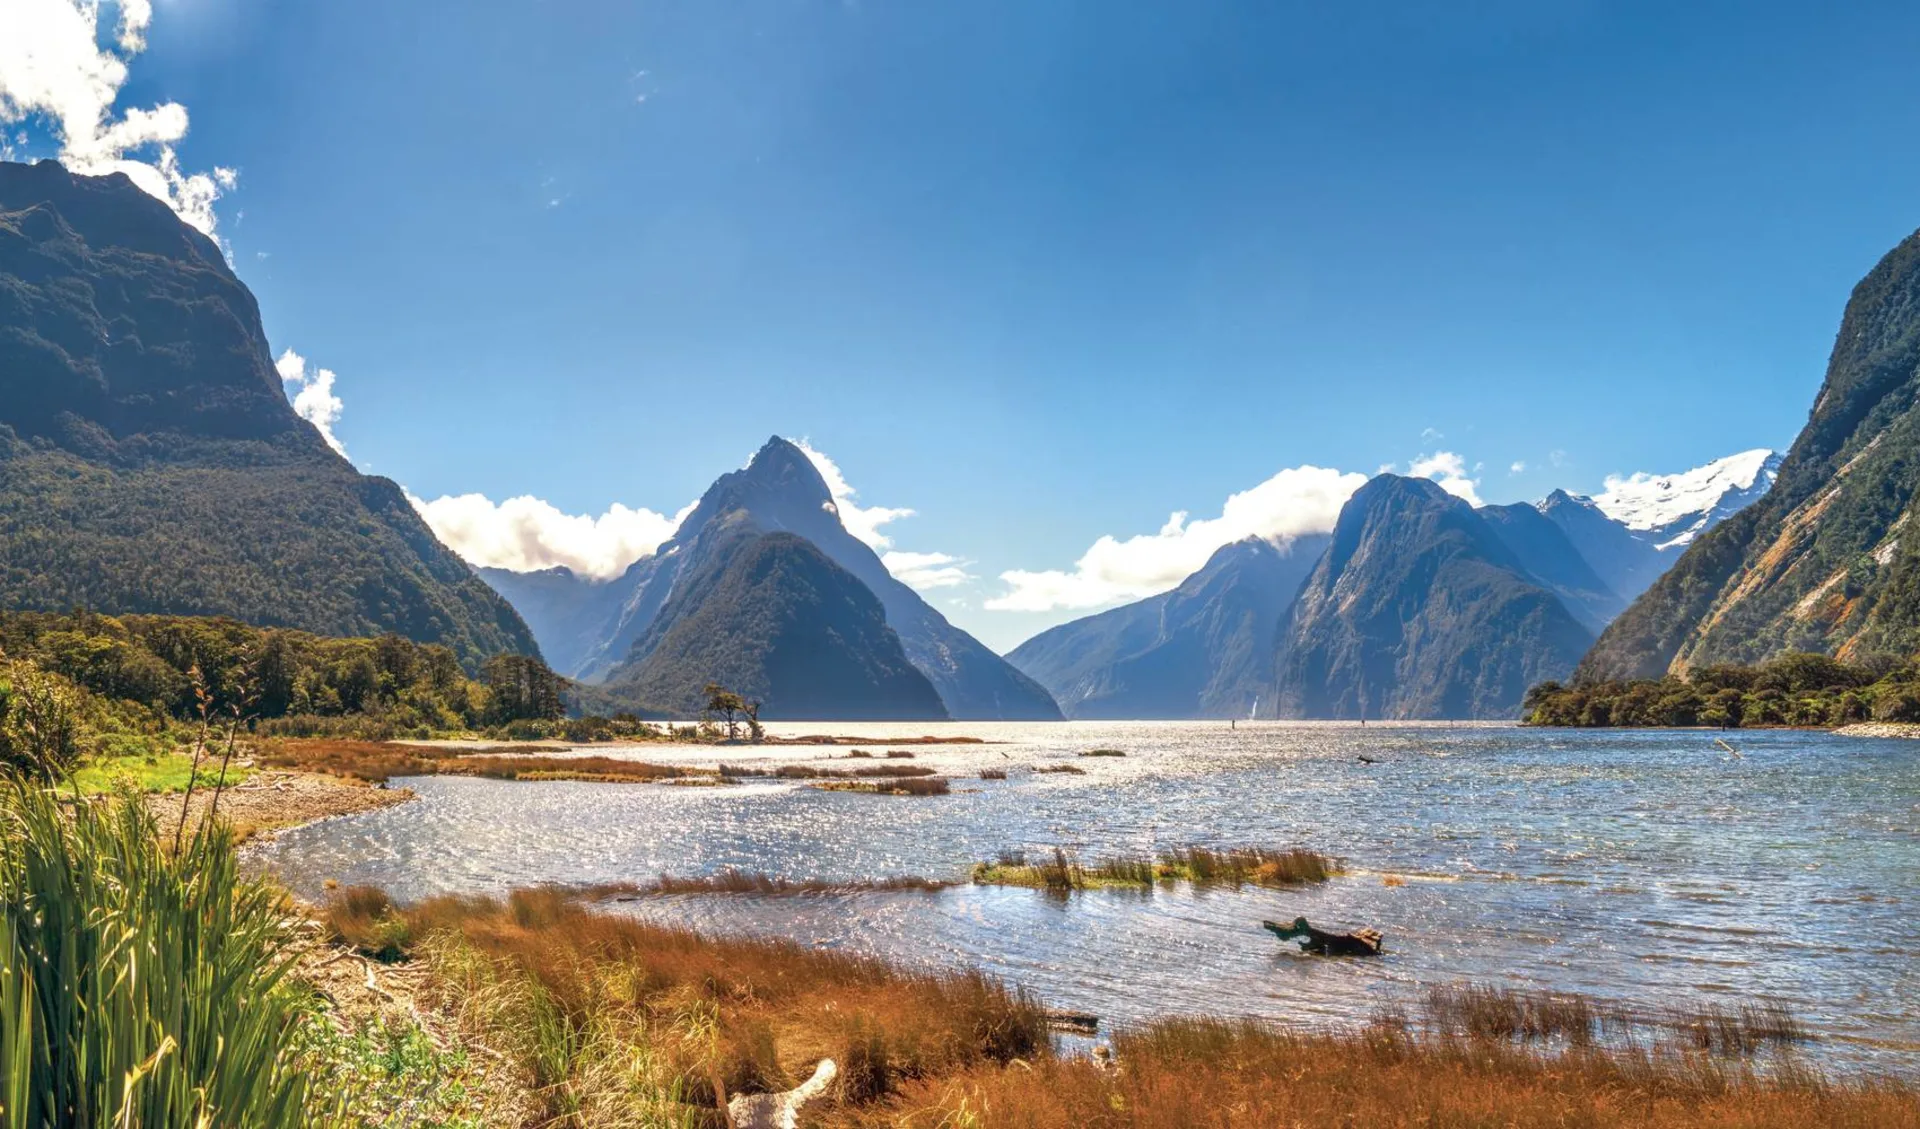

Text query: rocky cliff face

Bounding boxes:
[0,160,538,667]
[1007,535,1326,718]
[1274,476,1594,719]
[554,437,1060,719]
[606,530,947,719]
[1580,227,1920,679]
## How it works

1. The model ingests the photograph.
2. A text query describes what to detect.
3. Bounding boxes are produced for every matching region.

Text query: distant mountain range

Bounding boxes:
[1007,452,1780,720]
[0,160,537,668]
[483,437,1061,720]
[1581,226,1920,680]
[11,156,1868,723]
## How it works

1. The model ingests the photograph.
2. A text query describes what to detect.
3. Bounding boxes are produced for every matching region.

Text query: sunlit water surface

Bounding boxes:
[247,722,1920,1070]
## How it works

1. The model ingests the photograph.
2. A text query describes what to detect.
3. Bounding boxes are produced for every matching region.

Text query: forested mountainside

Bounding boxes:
[601,530,947,719]
[0,160,535,668]
[1580,226,1920,680]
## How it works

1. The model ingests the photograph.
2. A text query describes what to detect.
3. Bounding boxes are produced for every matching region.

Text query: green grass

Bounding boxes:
[70,751,257,795]
[0,782,325,1127]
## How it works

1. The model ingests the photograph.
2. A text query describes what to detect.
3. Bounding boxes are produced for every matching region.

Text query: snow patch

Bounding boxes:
[1592,449,1780,549]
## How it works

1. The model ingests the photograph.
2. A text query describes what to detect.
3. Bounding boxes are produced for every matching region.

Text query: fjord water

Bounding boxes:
[250,723,1920,1069]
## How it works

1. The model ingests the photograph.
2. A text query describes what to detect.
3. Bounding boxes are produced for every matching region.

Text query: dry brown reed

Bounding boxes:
[323,887,1046,1124]
[261,739,693,785]
[828,1016,1918,1129]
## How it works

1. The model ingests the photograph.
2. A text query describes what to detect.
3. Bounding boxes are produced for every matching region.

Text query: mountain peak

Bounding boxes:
[1591,449,1781,549]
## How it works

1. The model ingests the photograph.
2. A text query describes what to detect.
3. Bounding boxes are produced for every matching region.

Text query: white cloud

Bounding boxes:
[0,0,236,236]
[407,492,694,580]
[987,464,1369,613]
[1509,460,1527,474]
[1406,450,1483,506]
[274,348,348,457]
[793,439,914,551]
[882,550,971,591]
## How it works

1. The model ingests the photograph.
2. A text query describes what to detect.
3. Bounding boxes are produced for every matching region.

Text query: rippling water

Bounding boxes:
[247,722,1920,1069]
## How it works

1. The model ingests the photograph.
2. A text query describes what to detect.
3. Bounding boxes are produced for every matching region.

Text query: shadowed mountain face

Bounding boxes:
[1274,475,1594,720]
[607,530,947,719]
[1536,490,1670,604]
[0,161,536,667]
[1478,503,1626,633]
[1007,535,1327,719]
[513,437,1060,719]
[476,566,625,678]
[1580,227,1920,680]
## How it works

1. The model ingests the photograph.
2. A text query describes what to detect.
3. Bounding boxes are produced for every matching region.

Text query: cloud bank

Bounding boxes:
[987,465,1370,612]
[409,492,694,580]
[0,0,236,236]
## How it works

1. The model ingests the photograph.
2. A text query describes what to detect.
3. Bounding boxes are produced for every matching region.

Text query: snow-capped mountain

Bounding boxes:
[1589,448,1781,550]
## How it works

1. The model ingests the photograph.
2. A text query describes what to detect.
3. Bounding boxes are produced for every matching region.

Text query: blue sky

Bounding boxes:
[8,0,1920,650]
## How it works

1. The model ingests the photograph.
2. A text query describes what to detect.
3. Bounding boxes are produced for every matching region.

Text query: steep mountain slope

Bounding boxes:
[1477,503,1626,633]
[564,437,1059,719]
[1006,535,1326,719]
[477,566,624,678]
[0,160,535,667]
[1580,228,1920,680]
[1274,476,1594,719]
[1536,490,1670,603]
[607,530,947,719]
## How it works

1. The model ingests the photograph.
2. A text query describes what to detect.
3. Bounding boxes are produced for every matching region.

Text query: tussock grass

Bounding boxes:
[1033,764,1087,775]
[326,887,1047,1125]
[974,846,1341,891]
[261,739,695,785]
[728,762,939,781]
[831,1016,1918,1129]
[978,767,1008,780]
[0,785,323,1127]
[1079,748,1127,757]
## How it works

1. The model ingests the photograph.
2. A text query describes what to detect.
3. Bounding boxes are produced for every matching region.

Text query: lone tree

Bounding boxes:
[703,683,747,741]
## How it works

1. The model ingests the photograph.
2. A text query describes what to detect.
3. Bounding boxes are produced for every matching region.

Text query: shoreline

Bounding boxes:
[148,769,416,843]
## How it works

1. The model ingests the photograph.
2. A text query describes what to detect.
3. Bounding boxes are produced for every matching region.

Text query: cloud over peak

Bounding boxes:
[987,464,1369,612]
[408,492,695,580]
[0,0,236,236]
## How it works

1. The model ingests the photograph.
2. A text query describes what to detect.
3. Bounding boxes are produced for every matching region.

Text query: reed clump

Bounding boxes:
[814,776,951,796]
[978,767,1008,780]
[1033,764,1087,775]
[973,845,1340,890]
[1079,748,1127,757]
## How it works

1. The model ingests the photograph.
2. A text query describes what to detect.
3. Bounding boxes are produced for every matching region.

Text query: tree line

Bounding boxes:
[1524,651,1920,728]
[0,610,568,742]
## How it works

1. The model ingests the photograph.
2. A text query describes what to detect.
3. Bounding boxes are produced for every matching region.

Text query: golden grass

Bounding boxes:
[260,739,698,785]
[814,776,951,796]
[320,886,1047,1125]
[831,1016,1919,1129]
[316,886,1918,1129]
[1033,764,1087,775]
[974,846,1340,891]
